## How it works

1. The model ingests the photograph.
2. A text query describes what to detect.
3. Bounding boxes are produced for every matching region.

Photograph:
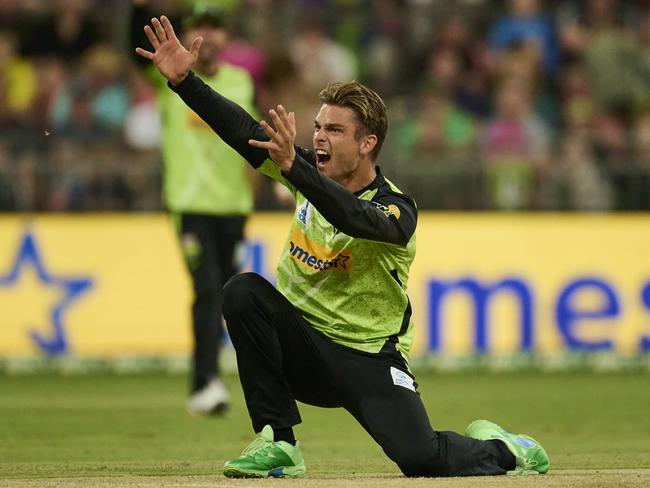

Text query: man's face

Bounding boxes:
[313,104,371,184]
[184,25,227,65]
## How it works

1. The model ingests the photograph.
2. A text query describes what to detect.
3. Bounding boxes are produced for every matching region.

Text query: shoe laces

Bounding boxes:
[241,436,272,457]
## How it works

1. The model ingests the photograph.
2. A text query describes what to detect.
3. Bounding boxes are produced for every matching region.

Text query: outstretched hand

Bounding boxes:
[135,15,202,86]
[249,105,297,172]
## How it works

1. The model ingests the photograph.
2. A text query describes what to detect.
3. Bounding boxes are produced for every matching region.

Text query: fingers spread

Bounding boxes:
[248,139,273,149]
[259,119,279,140]
[144,25,160,49]
[268,109,291,142]
[189,36,204,57]
[277,105,296,137]
[152,17,167,43]
[160,15,177,41]
[135,47,155,60]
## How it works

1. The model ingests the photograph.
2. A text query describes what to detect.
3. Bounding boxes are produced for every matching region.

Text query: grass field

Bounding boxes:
[1,371,649,487]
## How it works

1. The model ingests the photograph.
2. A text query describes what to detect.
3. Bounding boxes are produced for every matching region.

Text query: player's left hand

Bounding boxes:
[249,105,296,173]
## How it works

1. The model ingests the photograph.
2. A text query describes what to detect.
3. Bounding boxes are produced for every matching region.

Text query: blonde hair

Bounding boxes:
[318,81,388,161]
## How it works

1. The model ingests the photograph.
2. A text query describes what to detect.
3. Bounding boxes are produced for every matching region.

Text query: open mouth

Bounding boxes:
[316,149,331,167]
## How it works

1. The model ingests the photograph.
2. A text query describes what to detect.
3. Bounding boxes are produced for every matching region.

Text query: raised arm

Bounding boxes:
[135,15,201,86]
[136,16,305,170]
[136,16,269,166]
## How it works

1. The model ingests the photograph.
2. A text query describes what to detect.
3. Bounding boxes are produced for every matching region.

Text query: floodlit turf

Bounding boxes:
[1,371,649,487]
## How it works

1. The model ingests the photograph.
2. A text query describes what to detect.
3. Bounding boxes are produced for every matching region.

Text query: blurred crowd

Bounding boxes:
[1,0,650,212]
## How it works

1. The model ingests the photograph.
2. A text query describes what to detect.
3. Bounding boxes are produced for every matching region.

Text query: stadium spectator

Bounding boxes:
[30,57,68,133]
[218,30,267,92]
[123,67,160,151]
[637,8,650,82]
[488,0,559,77]
[51,45,131,139]
[0,30,36,130]
[398,85,477,162]
[135,14,551,479]
[21,0,97,61]
[256,52,316,148]
[590,108,642,209]
[558,0,644,112]
[131,2,259,416]
[290,12,358,95]
[483,76,550,210]
[394,85,479,209]
[1,0,650,212]
[411,12,492,117]
[541,130,613,211]
[559,62,595,131]
[362,0,408,95]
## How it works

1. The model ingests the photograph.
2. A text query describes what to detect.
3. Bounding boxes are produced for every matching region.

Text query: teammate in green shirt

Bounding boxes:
[133,5,257,415]
[136,15,550,478]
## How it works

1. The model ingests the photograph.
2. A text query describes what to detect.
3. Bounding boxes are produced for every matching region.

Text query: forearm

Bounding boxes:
[169,71,268,168]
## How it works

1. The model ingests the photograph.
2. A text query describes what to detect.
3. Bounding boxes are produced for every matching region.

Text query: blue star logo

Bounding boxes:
[0,229,94,356]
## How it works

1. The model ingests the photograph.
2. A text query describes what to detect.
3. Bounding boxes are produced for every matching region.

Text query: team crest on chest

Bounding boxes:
[296,201,312,225]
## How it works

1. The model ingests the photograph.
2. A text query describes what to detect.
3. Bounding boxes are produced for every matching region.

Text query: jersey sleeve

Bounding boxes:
[285,156,417,246]
[169,71,269,168]
[256,145,316,197]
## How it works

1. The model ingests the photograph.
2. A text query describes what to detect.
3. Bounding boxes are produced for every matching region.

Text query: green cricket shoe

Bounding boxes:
[223,425,306,478]
[465,419,550,475]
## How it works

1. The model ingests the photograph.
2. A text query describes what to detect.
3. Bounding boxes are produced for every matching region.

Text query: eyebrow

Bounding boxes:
[314,121,346,130]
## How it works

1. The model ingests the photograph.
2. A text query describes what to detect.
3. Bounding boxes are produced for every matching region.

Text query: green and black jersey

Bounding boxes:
[171,73,418,360]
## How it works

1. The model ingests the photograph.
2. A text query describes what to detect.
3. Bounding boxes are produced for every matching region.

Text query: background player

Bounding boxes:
[131,3,258,415]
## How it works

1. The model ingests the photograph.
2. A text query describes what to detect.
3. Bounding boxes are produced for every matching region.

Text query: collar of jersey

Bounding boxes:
[354,165,384,197]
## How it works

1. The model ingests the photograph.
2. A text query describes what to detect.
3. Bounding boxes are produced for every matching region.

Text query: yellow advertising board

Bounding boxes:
[1,213,649,360]
[0,215,192,357]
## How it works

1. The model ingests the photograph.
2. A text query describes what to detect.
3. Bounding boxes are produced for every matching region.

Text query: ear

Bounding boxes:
[359,134,378,157]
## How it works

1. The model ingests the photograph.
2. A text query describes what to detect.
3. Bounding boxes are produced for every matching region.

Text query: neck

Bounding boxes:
[341,162,377,193]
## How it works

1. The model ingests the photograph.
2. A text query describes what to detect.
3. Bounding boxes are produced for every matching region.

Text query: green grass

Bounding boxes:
[1,371,649,483]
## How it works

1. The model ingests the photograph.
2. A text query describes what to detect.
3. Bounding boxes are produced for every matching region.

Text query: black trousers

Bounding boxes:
[179,213,246,392]
[223,272,510,477]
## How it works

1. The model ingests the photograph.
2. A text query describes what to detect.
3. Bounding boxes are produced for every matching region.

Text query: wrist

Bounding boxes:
[170,71,189,86]
[281,151,297,173]
[278,159,292,173]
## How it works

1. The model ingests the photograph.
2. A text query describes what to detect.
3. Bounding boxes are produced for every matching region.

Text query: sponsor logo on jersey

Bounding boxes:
[373,202,401,219]
[288,226,352,272]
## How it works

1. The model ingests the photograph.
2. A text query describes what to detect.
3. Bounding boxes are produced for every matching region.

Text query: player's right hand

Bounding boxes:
[135,15,202,86]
